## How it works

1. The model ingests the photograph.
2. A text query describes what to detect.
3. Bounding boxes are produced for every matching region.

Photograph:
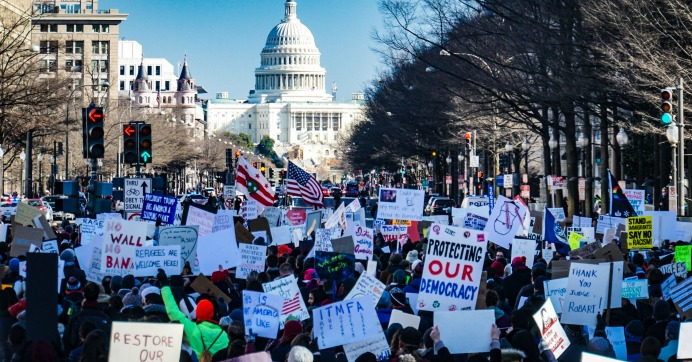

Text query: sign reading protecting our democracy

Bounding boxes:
[242,290,283,339]
[108,321,183,362]
[377,188,425,221]
[133,246,181,277]
[627,216,653,249]
[418,224,486,312]
[101,219,148,277]
[313,297,381,349]
[533,299,570,359]
[237,244,267,279]
[141,194,177,225]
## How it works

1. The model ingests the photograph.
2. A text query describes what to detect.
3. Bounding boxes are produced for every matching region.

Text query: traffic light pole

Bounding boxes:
[678,77,685,216]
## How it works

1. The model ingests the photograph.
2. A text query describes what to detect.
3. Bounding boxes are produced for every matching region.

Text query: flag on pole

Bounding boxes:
[286,161,324,209]
[235,156,276,209]
[543,208,570,255]
[607,169,636,217]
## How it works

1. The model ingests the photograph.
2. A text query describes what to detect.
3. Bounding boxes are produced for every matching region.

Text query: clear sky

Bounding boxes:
[101,0,384,102]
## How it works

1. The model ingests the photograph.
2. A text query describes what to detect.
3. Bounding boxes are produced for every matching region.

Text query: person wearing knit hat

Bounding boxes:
[60,249,76,265]
[625,320,644,360]
[278,244,292,257]
[490,260,505,278]
[406,250,418,264]
[646,300,671,345]
[503,256,532,311]
[267,320,303,362]
[122,287,143,309]
[8,258,19,273]
[140,286,161,301]
[657,321,680,361]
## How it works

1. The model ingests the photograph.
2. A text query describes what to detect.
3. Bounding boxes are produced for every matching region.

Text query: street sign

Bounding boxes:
[470,156,479,168]
[223,185,235,199]
[123,178,152,212]
[503,174,513,188]
[578,178,586,201]
[668,186,677,212]
[521,185,530,199]
[422,180,429,188]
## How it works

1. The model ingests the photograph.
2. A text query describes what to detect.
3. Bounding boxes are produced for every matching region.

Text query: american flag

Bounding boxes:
[282,293,302,315]
[287,161,324,208]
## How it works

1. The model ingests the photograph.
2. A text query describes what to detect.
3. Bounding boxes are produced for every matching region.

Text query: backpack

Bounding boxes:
[199,325,224,362]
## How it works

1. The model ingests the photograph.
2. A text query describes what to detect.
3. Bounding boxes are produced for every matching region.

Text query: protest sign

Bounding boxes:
[544,278,568,314]
[568,241,602,259]
[462,212,488,231]
[623,189,645,216]
[235,222,255,244]
[566,226,595,240]
[352,224,374,260]
[141,194,177,224]
[419,224,486,312]
[483,196,529,249]
[80,218,103,246]
[10,225,43,257]
[659,262,687,278]
[33,214,57,240]
[377,188,424,221]
[511,238,536,268]
[133,246,180,277]
[533,299,570,358]
[627,216,653,249]
[250,231,268,245]
[241,290,283,339]
[212,210,235,233]
[581,353,620,361]
[249,217,273,244]
[343,332,390,362]
[434,310,493,353]
[389,309,420,329]
[158,225,199,274]
[542,248,554,265]
[196,230,241,274]
[561,263,609,326]
[592,242,625,262]
[676,245,691,271]
[313,297,381,349]
[285,209,307,226]
[74,239,105,283]
[108,321,183,362]
[100,219,148,276]
[269,225,292,245]
[190,274,231,303]
[305,211,321,234]
[345,272,385,306]
[262,275,309,327]
[621,279,649,299]
[567,232,585,251]
[381,225,408,246]
[41,239,58,254]
[15,202,43,226]
[315,251,354,282]
[547,208,565,221]
[228,352,272,362]
[261,207,282,227]
[237,244,267,279]
[596,215,626,234]
[242,199,259,220]
[605,326,627,360]
[184,204,216,236]
[661,274,677,301]
[314,229,333,252]
[331,236,355,255]
[669,277,692,320]
[325,202,346,230]
[679,322,692,359]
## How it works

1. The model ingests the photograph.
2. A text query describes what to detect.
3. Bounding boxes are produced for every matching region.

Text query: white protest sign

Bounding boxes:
[261,207,282,227]
[561,263,608,326]
[547,208,565,221]
[123,178,151,212]
[533,299,570,359]
[158,225,199,275]
[313,297,381,349]
[270,225,292,245]
[511,238,536,268]
[242,290,283,339]
[596,215,626,234]
[389,309,420,329]
[242,199,259,220]
[661,274,677,301]
[566,226,595,241]
[96,213,122,222]
[543,248,554,265]
[345,272,385,306]
[212,210,234,233]
[352,224,374,260]
[581,353,620,361]
[262,275,309,327]
[74,238,106,283]
[660,262,687,278]
[196,230,241,274]
[419,224,486,312]
[314,229,333,252]
[80,218,103,246]
[185,206,215,236]
[483,196,528,249]
[377,188,424,221]
[325,202,346,230]
[621,279,649,299]
[624,189,645,216]
[544,278,568,314]
[343,331,390,362]
[381,225,408,246]
[101,219,147,277]
[434,310,493,353]
[108,321,183,362]
[605,326,627,360]
[237,244,267,279]
[679,322,692,358]
[133,246,181,277]
[42,239,59,254]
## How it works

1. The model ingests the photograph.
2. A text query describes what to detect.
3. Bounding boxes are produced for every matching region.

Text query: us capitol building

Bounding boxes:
[204,0,364,176]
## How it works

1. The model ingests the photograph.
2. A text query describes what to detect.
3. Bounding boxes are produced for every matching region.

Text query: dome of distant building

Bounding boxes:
[265,14,316,47]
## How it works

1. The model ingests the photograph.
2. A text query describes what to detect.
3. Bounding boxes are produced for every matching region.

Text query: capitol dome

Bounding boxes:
[249,0,333,103]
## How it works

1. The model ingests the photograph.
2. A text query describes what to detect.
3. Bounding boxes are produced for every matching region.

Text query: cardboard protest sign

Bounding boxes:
[352,224,374,260]
[669,277,692,320]
[511,238,536,268]
[533,299,570,358]
[100,219,148,276]
[325,202,346,230]
[676,245,691,271]
[419,224,486,312]
[483,196,528,249]
[659,262,687,278]
[237,244,267,279]
[248,217,273,244]
[561,263,609,326]
[377,188,424,221]
[621,279,649,299]
[569,241,602,259]
[15,202,43,226]
[242,290,282,339]
[190,274,231,303]
[108,322,183,362]
[184,204,216,236]
[158,225,199,275]
[345,272,385,306]
[315,251,355,282]
[343,332,390,362]
[235,222,255,244]
[627,216,653,249]
[313,297,381,349]
[434,310,493,353]
[389,309,420,329]
[133,246,181,277]
[592,242,624,262]
[196,230,241,274]
[262,275,309,327]
[10,225,43,257]
[32,214,57,240]
[141,194,177,224]
[80,218,104,246]
[679,322,692,359]
[331,236,354,255]
[544,278,568,314]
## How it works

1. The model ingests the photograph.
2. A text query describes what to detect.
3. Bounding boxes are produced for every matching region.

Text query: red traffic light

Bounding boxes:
[123,125,135,136]
[235,151,241,157]
[661,89,672,101]
[88,108,104,123]
[464,132,472,140]
[252,162,258,168]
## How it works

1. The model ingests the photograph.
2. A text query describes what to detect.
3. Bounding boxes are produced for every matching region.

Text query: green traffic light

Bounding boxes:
[141,151,151,162]
[661,113,673,125]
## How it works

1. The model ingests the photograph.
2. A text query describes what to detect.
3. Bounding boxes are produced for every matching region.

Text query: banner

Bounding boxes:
[242,290,283,339]
[237,244,267,279]
[345,272,385,306]
[101,219,148,276]
[141,194,177,225]
[158,225,199,275]
[108,321,183,362]
[313,297,381,349]
[133,245,181,277]
[419,224,486,311]
[262,276,309,327]
[627,216,653,249]
[483,196,528,249]
[377,188,425,221]
[434,310,494,353]
[533,299,570,358]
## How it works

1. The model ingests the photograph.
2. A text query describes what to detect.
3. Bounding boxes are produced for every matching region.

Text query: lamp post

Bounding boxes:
[19,151,25,198]
[0,146,4,197]
[37,152,44,197]
[667,123,679,213]
[577,131,588,215]
[458,153,464,199]
[428,160,434,194]
[49,156,55,195]
[616,128,629,185]
[505,141,514,196]
[548,133,558,207]
[445,154,452,197]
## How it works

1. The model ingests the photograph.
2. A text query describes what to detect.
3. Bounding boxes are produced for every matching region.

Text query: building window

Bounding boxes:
[40,24,58,32]
[61,4,81,13]
[119,81,125,91]
[65,59,82,71]
[155,66,160,76]
[249,123,252,129]
[91,41,108,55]
[39,40,58,54]
[39,59,57,73]
[147,66,152,76]
[65,41,83,54]
[129,66,135,75]
[91,24,109,33]
[155,81,160,91]
[119,66,124,75]
[91,60,108,73]
[164,81,170,90]
[66,24,83,32]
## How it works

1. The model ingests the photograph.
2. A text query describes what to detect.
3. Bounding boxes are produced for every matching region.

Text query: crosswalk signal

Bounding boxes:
[661,89,673,125]
[465,132,472,148]
[138,123,152,164]
[123,123,138,164]
[83,106,105,159]
[269,167,275,179]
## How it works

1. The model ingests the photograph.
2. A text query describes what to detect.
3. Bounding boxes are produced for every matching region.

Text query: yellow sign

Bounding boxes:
[392,219,412,226]
[627,216,653,249]
[568,232,585,251]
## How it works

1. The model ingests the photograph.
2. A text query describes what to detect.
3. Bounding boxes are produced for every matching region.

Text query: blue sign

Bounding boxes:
[495,175,504,187]
[141,194,177,224]
[488,186,495,214]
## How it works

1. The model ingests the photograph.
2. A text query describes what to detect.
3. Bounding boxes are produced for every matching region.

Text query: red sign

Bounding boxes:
[285,209,307,226]
[88,108,104,123]
[521,185,530,199]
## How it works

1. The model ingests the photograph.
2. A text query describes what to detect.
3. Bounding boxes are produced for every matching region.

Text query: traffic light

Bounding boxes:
[138,123,152,164]
[123,123,138,164]
[279,170,287,180]
[477,171,484,184]
[225,148,233,168]
[661,89,673,125]
[465,132,472,148]
[78,176,89,187]
[252,162,258,169]
[498,154,508,173]
[432,151,437,157]
[235,151,241,162]
[269,167,275,179]
[260,162,266,174]
[401,167,406,175]
[83,106,105,159]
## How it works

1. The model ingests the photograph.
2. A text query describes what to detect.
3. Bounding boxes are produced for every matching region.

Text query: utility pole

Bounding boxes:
[678,77,685,216]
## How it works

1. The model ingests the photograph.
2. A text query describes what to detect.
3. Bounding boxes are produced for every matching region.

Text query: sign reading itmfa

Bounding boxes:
[123,178,152,212]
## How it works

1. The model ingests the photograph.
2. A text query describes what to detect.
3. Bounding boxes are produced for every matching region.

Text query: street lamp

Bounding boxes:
[667,123,679,205]
[37,152,44,197]
[19,151,25,197]
[548,135,558,150]
[616,128,629,181]
[0,146,4,196]
[49,156,55,195]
